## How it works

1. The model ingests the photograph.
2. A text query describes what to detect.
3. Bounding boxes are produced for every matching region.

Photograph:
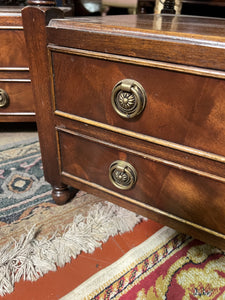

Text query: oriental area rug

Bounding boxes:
[62,227,225,300]
[0,138,144,296]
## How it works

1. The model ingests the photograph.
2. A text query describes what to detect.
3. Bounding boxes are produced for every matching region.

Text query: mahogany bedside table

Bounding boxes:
[0,6,35,122]
[22,7,225,249]
[0,4,71,122]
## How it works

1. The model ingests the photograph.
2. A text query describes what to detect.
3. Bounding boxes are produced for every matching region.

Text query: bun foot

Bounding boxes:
[52,184,71,205]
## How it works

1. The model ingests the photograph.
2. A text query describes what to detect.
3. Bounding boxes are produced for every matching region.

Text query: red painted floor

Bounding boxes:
[3,219,163,300]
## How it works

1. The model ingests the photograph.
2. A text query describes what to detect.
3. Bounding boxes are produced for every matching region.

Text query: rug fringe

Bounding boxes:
[0,201,145,296]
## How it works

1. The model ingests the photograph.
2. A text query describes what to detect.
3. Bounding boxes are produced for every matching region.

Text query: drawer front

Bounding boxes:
[52,51,225,157]
[58,130,225,235]
[0,82,34,113]
[0,30,28,67]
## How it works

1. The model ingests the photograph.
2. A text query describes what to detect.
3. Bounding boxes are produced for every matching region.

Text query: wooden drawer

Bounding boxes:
[57,128,225,235]
[0,81,34,113]
[0,30,28,67]
[52,51,225,157]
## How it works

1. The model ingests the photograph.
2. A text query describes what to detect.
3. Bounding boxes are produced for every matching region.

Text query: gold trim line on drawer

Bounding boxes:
[61,171,225,241]
[0,67,29,71]
[0,26,23,30]
[48,45,225,79]
[0,79,31,82]
[54,110,225,164]
[0,112,35,116]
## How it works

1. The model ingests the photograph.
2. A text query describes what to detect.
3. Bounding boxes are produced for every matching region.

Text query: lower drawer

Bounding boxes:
[0,81,34,114]
[57,129,225,236]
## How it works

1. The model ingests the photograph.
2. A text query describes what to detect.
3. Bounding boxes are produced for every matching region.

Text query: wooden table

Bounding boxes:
[0,7,35,122]
[23,8,225,249]
[0,5,71,123]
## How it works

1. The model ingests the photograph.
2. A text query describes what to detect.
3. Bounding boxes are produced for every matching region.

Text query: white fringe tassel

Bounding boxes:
[0,202,145,296]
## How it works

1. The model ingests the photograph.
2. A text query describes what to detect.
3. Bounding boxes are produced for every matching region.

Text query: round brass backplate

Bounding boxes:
[111,79,146,119]
[109,160,137,190]
[0,89,10,108]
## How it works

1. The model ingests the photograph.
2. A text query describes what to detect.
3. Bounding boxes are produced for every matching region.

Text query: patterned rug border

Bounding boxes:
[60,226,178,300]
[0,136,39,151]
[0,136,52,224]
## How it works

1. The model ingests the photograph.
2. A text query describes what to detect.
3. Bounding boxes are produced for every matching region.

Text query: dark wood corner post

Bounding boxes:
[22,6,71,205]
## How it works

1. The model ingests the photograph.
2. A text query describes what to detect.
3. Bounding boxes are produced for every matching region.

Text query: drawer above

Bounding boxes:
[51,50,225,158]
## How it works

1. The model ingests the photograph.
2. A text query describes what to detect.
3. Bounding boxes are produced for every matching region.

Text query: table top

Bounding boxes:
[49,14,225,42]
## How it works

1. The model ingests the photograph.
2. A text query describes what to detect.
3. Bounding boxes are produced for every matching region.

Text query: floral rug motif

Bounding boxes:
[64,227,225,300]
[132,239,225,299]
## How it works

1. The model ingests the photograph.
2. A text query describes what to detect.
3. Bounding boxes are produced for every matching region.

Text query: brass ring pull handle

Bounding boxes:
[0,89,9,108]
[111,79,146,119]
[109,160,137,190]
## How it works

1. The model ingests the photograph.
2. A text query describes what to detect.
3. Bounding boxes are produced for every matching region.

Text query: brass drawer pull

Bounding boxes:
[0,89,9,108]
[109,160,137,190]
[111,79,146,119]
